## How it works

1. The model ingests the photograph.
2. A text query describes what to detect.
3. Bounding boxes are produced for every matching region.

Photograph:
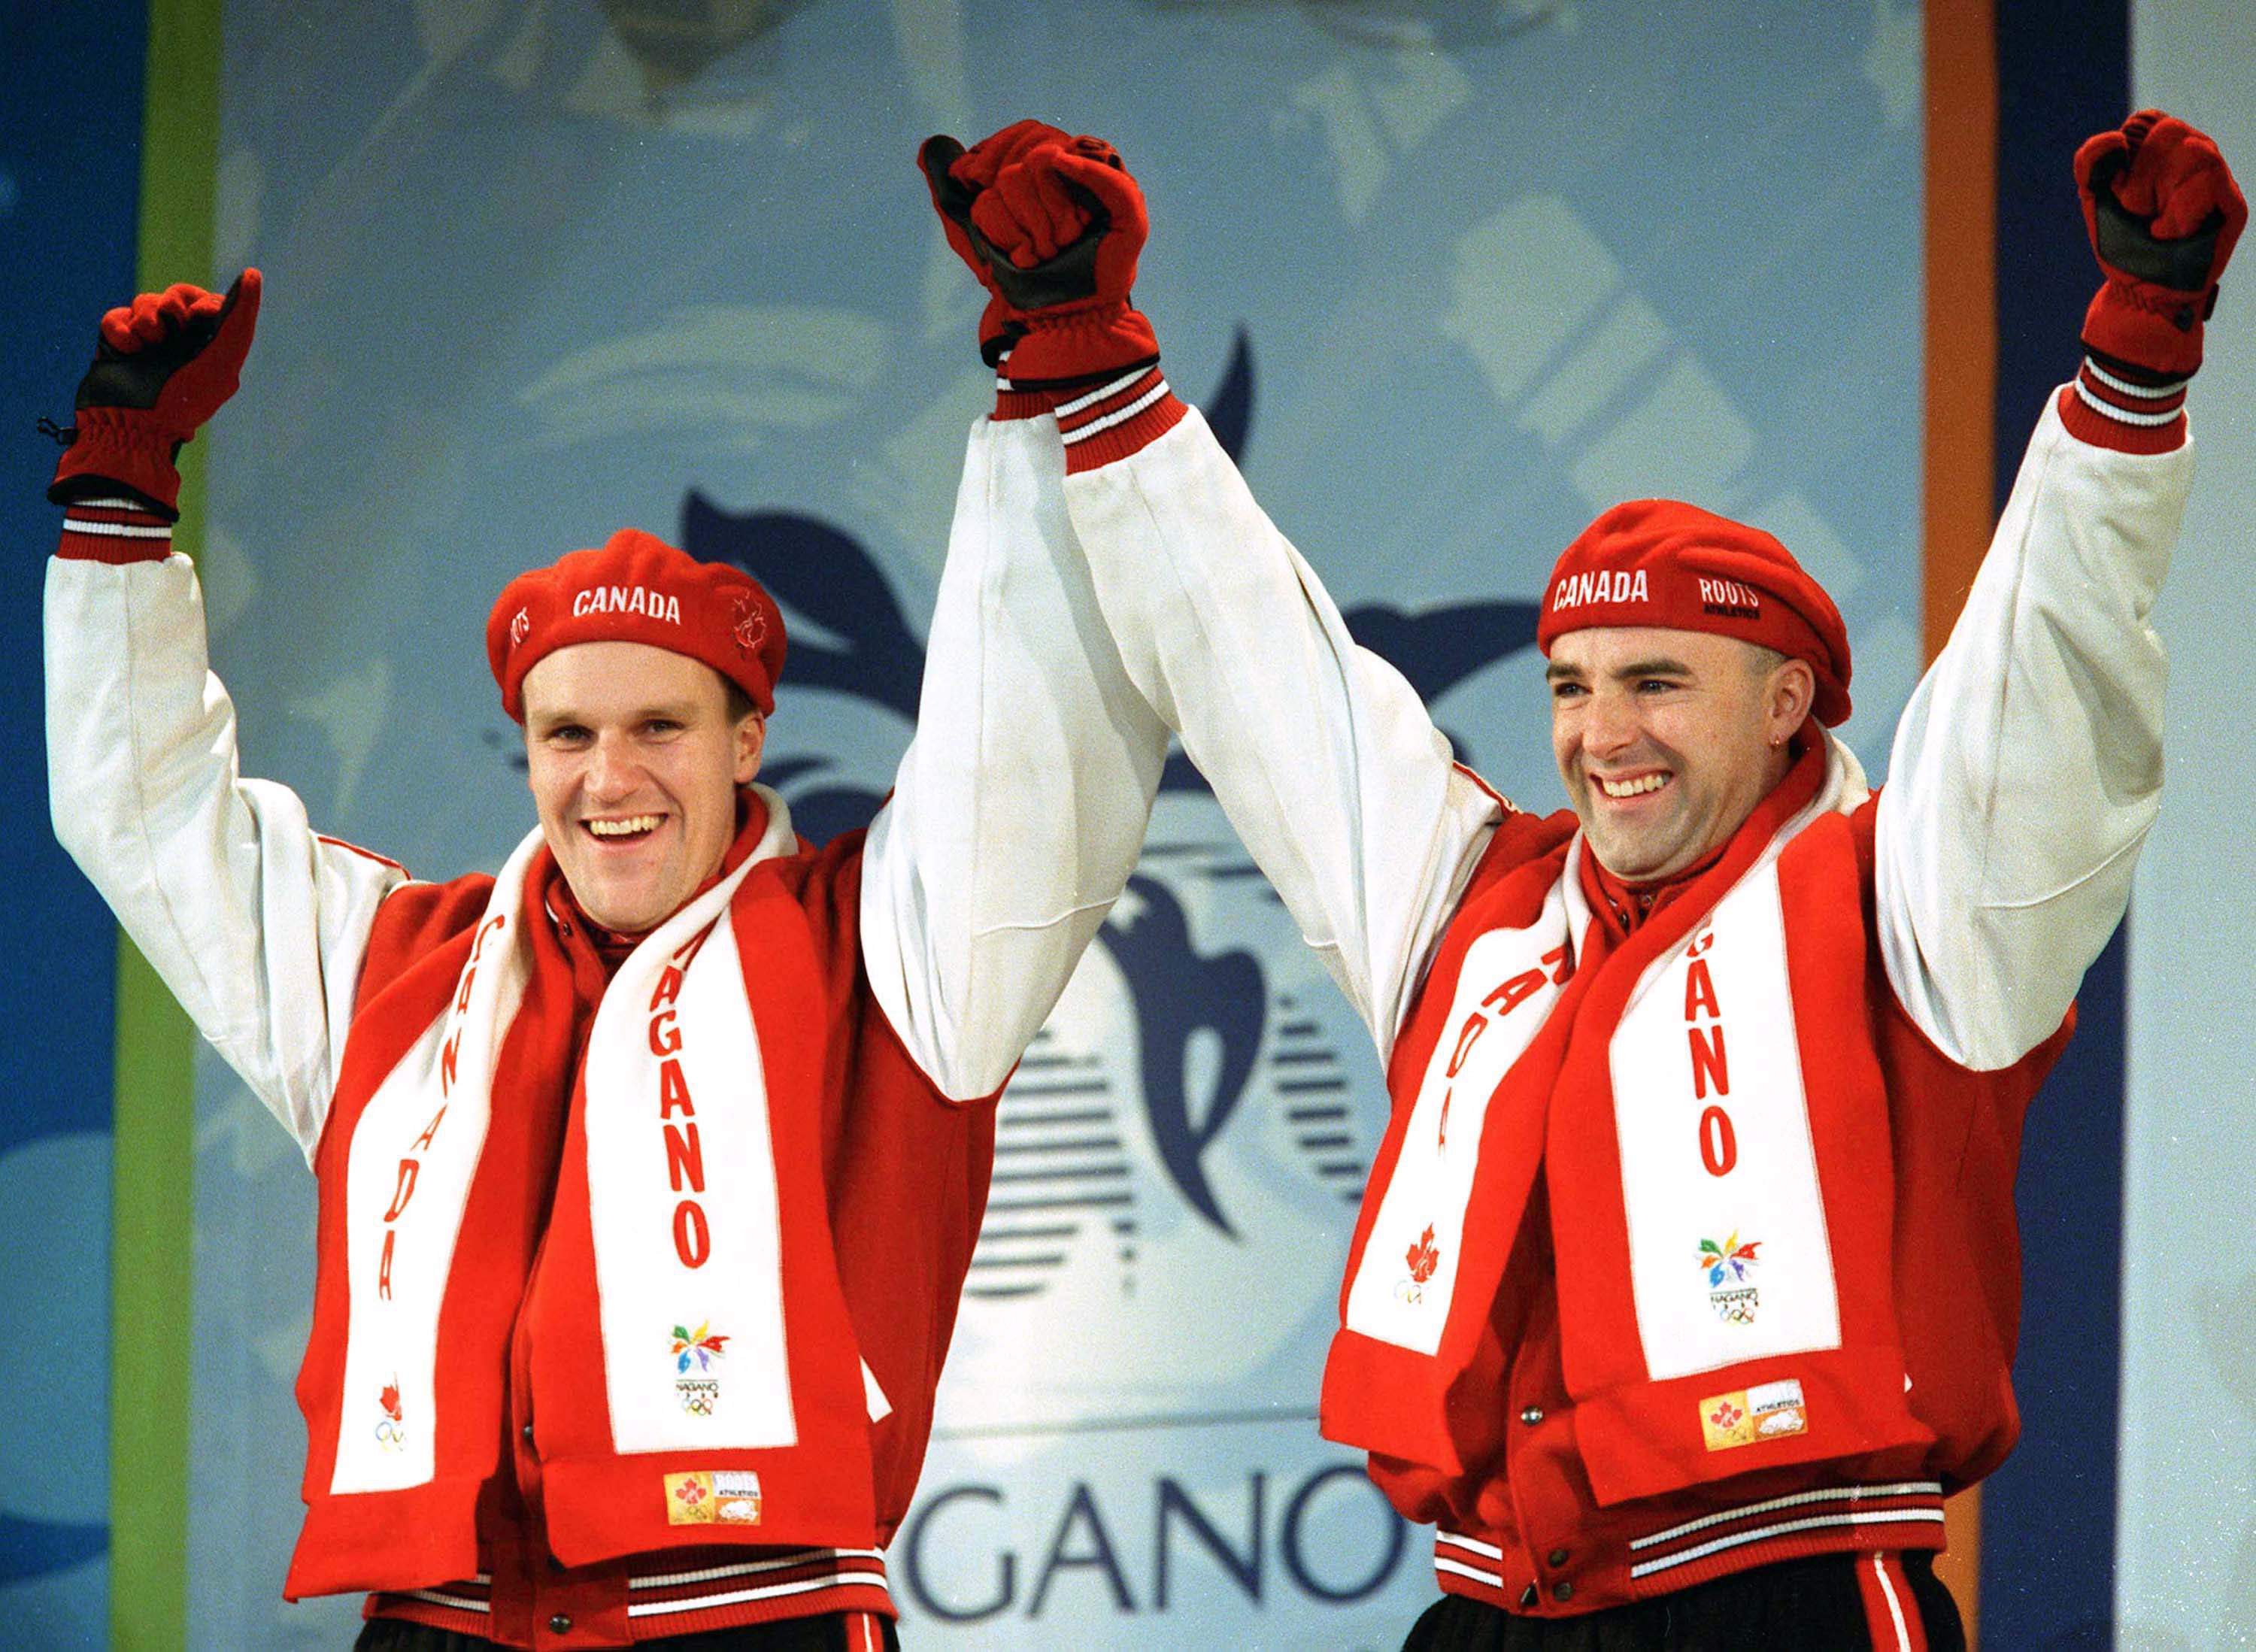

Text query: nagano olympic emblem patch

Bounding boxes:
[670,1320,729,1417]
[1696,1230,1761,1323]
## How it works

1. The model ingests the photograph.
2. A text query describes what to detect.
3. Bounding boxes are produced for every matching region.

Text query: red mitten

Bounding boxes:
[2076,111,2244,378]
[49,268,264,518]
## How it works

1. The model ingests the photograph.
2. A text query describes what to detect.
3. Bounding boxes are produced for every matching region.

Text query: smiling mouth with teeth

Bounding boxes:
[1596,773,1669,799]
[584,814,663,840]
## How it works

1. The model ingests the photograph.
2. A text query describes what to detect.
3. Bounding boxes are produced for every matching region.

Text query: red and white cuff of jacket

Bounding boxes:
[2057,353,2191,453]
[990,357,1189,471]
[57,496,175,564]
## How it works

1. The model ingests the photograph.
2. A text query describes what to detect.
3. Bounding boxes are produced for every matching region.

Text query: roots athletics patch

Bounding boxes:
[665,1469,763,1526]
[670,1320,729,1417]
[1700,1377,1809,1451]
[1697,1230,1761,1324]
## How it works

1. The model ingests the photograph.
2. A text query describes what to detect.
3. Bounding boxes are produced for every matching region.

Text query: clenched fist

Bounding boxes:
[2076,111,2243,379]
[49,268,263,517]
[920,124,1158,384]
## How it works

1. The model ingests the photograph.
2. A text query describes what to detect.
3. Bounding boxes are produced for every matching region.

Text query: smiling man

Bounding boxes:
[922,112,2240,1648]
[1546,625,1812,886]
[1542,518,1834,884]
[43,270,1164,1650]
[1528,500,1845,943]
[520,641,769,934]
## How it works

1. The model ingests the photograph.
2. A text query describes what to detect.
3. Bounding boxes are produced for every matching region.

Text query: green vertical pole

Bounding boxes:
[111,2,223,1646]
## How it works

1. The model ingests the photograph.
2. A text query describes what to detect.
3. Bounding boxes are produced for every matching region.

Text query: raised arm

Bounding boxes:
[914,125,1501,1061]
[1877,112,2239,1069]
[1066,409,1502,1060]
[858,134,1171,1101]
[44,273,406,1156]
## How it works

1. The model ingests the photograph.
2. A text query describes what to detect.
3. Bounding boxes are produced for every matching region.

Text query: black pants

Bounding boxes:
[353,1614,900,1652]
[1401,1552,1964,1652]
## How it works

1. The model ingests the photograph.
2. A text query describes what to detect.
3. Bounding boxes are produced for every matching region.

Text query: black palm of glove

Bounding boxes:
[2076,113,2245,377]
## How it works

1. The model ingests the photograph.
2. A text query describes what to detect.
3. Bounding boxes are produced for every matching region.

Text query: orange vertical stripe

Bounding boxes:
[1924,0,1999,665]
[1939,1490,1982,1646]
[1924,0,1997,1640]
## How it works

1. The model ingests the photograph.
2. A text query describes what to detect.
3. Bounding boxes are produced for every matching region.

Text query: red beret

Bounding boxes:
[1536,499,1853,726]
[487,528,787,721]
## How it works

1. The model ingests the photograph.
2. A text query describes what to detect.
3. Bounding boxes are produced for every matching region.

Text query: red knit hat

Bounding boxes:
[1536,499,1853,726]
[487,529,787,721]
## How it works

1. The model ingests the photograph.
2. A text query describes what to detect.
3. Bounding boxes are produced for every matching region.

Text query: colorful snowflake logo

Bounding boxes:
[672,1321,729,1374]
[1696,1232,1760,1287]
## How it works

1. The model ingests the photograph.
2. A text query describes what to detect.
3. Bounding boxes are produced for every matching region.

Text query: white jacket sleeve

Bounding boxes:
[1060,408,1502,1062]
[860,414,1169,1101]
[1877,394,2194,1071]
[45,553,408,1159]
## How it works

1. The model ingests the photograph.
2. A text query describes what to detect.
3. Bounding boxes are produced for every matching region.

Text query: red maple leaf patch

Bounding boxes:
[379,1381,402,1423]
[1405,1226,1440,1285]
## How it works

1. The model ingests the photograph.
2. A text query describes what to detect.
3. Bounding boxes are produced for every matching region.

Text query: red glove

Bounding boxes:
[920,127,1158,385]
[48,268,264,518]
[2076,111,2245,378]
[920,120,1074,365]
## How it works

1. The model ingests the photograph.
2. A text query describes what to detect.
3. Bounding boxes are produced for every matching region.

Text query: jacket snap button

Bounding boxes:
[1553,1581,1574,1602]
[521,1423,535,1443]
[1520,1405,1544,1426]
[549,1614,572,1634]
[1548,1547,1569,1567]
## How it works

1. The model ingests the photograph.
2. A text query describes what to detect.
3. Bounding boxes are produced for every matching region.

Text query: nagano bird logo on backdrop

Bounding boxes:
[678,338,1539,1300]
[485,334,1542,1418]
